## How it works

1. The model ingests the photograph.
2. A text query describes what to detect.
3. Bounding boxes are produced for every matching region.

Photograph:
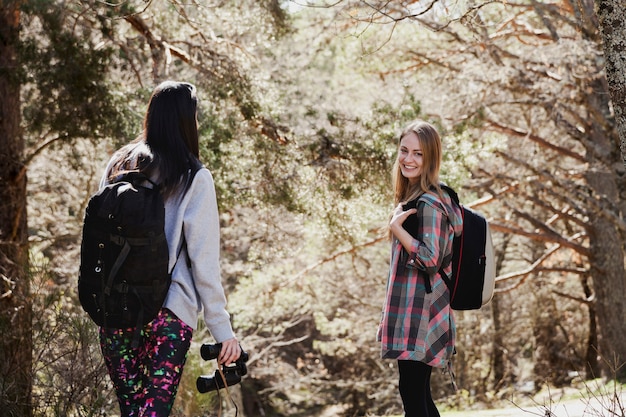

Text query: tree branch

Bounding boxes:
[495,241,565,292]
[490,222,588,256]
[286,235,387,285]
[24,133,68,167]
[486,119,586,162]
[552,289,594,305]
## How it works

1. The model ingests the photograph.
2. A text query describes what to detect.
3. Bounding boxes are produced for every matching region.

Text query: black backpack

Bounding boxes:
[402,185,496,311]
[440,185,496,310]
[78,171,171,331]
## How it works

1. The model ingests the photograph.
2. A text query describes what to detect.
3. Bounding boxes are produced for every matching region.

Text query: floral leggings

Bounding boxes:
[99,308,193,417]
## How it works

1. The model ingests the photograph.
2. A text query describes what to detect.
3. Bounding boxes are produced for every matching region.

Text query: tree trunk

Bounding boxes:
[0,1,32,415]
[491,297,505,387]
[583,66,626,379]
[595,0,626,168]
[491,235,511,390]
[585,167,626,379]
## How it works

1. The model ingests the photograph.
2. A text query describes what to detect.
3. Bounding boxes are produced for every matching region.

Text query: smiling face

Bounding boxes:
[398,131,423,184]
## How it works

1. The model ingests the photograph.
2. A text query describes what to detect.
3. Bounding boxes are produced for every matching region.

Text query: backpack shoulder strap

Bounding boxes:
[440,184,460,206]
[434,184,461,289]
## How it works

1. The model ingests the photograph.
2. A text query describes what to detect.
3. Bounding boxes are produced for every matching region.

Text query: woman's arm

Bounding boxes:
[183,170,237,342]
[391,199,449,275]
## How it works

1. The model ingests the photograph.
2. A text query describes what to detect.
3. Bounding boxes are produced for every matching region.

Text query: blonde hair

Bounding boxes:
[392,120,442,204]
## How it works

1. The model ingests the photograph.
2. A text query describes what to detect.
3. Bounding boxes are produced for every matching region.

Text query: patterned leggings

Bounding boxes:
[99,308,193,417]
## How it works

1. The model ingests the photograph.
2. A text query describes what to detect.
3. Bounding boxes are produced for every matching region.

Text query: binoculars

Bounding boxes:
[196,343,249,393]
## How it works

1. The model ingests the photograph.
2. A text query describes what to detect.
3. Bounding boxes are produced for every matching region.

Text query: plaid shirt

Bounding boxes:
[378,190,463,368]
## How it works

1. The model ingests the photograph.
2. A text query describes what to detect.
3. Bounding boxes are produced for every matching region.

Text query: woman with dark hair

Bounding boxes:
[378,120,463,417]
[99,81,240,416]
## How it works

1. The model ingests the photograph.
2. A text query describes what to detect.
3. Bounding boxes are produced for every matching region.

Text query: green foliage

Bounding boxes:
[197,105,237,176]
[30,252,114,416]
[20,1,134,146]
[171,339,221,416]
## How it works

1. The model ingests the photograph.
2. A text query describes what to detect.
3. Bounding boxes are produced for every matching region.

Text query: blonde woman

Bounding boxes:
[378,120,463,417]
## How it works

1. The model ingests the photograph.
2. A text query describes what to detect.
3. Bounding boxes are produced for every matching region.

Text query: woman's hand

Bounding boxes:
[390,203,417,253]
[390,203,416,237]
[218,338,241,366]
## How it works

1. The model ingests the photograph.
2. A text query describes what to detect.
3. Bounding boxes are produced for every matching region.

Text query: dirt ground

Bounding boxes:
[442,384,626,417]
[317,382,626,417]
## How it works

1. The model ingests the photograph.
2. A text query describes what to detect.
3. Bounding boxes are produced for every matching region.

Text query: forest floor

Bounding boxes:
[315,381,626,417]
[442,396,622,417]
[441,383,626,417]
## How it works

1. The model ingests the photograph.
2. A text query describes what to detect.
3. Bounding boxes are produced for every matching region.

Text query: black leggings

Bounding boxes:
[398,360,440,417]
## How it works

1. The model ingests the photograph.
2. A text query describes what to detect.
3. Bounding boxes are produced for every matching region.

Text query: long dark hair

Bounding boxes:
[109,81,202,198]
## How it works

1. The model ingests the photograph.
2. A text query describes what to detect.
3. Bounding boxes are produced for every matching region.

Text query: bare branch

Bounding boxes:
[552,289,594,305]
[490,222,589,256]
[496,241,566,292]
[286,235,387,285]
[486,119,586,162]
[24,133,68,167]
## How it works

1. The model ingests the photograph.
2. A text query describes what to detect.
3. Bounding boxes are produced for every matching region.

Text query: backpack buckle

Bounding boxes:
[112,282,129,294]
[110,234,125,246]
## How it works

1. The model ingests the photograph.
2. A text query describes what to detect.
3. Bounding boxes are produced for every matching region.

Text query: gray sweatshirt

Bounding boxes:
[100,161,235,343]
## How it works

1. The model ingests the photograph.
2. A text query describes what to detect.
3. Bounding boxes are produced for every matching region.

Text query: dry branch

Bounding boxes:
[487,119,586,162]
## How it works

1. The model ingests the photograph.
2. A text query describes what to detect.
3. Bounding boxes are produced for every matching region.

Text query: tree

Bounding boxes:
[595,0,626,167]
[0,1,32,416]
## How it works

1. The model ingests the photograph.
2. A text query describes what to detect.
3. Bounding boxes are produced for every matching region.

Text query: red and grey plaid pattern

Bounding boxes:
[378,192,462,368]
